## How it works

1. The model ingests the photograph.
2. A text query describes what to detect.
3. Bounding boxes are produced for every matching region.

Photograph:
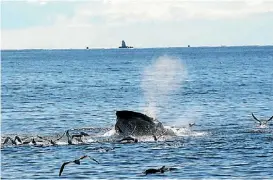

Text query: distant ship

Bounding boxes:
[119,40,133,48]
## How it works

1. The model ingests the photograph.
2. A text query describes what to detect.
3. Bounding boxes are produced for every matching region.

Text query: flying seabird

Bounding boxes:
[3,136,23,145]
[59,155,99,176]
[189,123,195,127]
[3,137,17,145]
[252,113,273,126]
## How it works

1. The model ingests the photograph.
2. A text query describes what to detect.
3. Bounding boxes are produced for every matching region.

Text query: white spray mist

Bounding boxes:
[141,55,187,119]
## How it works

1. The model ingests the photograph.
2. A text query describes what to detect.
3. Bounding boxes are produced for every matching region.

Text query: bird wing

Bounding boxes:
[14,136,22,143]
[252,113,261,123]
[3,137,12,144]
[59,161,71,176]
[65,130,71,138]
[88,156,100,164]
[159,166,166,172]
[266,116,273,123]
[79,155,88,160]
[55,132,66,141]
[79,155,99,164]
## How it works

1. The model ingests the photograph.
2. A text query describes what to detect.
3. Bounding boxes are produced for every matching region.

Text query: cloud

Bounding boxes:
[26,0,48,6]
[68,0,273,24]
[1,0,273,49]
[1,24,104,49]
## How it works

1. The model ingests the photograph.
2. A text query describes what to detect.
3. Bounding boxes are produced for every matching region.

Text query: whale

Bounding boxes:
[115,110,175,136]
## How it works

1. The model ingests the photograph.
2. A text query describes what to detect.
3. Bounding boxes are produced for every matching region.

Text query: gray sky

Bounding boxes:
[1,0,273,49]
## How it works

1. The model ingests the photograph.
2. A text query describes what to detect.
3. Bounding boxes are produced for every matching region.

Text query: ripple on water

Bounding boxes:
[2,47,273,179]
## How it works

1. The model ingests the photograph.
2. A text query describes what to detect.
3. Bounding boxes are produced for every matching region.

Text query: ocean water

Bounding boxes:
[1,46,273,179]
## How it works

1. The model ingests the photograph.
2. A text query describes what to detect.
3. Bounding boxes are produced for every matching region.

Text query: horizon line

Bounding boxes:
[1,44,273,51]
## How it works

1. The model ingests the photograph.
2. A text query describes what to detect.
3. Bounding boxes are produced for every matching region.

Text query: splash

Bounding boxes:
[170,105,204,127]
[166,126,208,137]
[141,55,187,119]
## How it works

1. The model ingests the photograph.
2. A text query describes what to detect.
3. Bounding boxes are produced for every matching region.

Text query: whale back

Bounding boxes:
[116,110,154,123]
[115,110,165,136]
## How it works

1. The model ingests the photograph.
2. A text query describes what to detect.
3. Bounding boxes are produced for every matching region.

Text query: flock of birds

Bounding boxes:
[2,128,174,176]
[2,113,272,176]
[2,129,147,147]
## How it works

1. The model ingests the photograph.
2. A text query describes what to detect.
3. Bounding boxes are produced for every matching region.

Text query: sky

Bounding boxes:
[1,0,273,49]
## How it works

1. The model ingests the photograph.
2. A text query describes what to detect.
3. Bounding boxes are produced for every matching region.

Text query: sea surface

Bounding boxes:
[1,46,273,179]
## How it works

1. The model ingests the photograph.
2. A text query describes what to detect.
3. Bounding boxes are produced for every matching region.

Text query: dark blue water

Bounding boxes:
[1,47,273,179]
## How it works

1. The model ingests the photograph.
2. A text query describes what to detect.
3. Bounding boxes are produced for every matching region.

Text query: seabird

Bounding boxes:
[59,155,99,176]
[252,113,273,126]
[189,123,195,127]
[144,166,176,175]
[37,136,57,145]
[65,130,89,144]
[144,166,165,175]
[71,132,89,142]
[31,138,37,145]
[117,136,138,143]
[3,137,17,145]
[3,136,23,145]
[14,136,22,143]
[153,135,158,141]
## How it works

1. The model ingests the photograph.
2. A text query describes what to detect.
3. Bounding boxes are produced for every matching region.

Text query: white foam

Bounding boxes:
[165,126,207,137]
[258,124,269,129]
[55,141,67,145]
[86,138,95,143]
[103,128,117,137]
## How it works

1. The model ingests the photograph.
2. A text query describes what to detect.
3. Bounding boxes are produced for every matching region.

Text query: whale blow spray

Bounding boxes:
[141,55,187,119]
